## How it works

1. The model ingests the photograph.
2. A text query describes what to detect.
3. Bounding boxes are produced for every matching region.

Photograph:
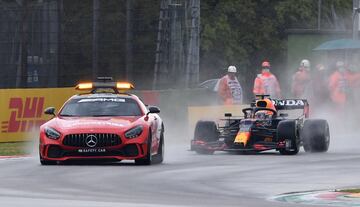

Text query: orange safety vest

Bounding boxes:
[291,69,311,98]
[328,70,352,105]
[218,75,243,105]
[253,72,281,98]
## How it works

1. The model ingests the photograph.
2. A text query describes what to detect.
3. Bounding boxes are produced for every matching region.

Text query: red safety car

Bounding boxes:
[39,78,164,165]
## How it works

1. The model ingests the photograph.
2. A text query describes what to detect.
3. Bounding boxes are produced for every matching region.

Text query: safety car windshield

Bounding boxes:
[60,97,143,117]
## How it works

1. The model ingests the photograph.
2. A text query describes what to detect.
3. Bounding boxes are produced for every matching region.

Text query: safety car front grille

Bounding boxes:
[63,133,121,147]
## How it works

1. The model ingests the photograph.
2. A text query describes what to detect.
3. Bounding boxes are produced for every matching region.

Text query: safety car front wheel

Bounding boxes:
[152,128,164,164]
[39,153,57,165]
[135,133,153,165]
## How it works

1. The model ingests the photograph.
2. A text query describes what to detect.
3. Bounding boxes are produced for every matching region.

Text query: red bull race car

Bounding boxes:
[39,78,164,165]
[191,95,330,155]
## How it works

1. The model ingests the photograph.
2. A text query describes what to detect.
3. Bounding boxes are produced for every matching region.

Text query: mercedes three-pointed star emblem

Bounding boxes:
[85,135,98,148]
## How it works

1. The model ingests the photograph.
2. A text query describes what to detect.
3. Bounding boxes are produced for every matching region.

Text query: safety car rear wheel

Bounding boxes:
[277,120,299,155]
[301,119,330,153]
[193,120,219,154]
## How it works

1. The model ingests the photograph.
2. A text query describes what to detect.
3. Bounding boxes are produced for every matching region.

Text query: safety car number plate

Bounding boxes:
[78,148,106,153]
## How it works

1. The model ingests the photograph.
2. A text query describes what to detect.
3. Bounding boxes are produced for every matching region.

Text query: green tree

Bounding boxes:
[200,0,352,99]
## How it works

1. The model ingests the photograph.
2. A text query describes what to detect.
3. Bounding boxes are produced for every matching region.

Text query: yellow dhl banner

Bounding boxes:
[0,87,76,142]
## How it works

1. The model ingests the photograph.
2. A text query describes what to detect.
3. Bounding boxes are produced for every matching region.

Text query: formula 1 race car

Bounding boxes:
[190,95,330,155]
[39,77,164,165]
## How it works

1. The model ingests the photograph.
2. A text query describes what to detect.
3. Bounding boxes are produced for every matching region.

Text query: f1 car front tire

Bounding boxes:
[277,120,300,155]
[193,120,219,154]
[301,119,330,153]
[194,120,219,142]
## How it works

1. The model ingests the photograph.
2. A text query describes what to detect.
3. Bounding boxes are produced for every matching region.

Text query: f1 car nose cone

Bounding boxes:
[85,135,98,148]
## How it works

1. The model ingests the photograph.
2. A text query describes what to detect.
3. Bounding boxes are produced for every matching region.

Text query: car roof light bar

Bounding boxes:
[76,81,134,94]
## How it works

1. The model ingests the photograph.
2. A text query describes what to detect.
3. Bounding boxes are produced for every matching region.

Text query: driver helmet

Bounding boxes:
[255,98,276,118]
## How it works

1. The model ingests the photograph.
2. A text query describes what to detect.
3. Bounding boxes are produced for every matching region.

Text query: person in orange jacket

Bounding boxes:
[217,65,243,105]
[312,63,331,107]
[253,61,281,99]
[291,59,312,98]
[328,61,353,107]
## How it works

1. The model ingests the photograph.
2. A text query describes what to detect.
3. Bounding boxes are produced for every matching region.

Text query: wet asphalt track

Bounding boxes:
[0,134,360,207]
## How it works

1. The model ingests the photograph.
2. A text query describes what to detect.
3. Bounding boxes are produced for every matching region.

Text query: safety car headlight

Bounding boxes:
[45,127,61,140]
[125,125,143,139]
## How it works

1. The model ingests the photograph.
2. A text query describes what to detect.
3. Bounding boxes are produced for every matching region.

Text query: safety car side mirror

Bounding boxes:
[44,107,56,116]
[147,106,160,114]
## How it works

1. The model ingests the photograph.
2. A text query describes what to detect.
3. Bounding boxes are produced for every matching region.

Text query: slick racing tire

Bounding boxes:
[193,120,219,155]
[194,120,219,142]
[152,126,164,164]
[301,119,330,153]
[135,133,153,165]
[277,120,300,155]
[39,154,57,165]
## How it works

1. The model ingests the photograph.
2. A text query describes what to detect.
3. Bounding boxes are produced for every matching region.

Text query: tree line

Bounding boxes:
[0,0,352,90]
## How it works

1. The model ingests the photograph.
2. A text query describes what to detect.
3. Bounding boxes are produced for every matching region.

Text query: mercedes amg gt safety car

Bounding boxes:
[191,95,330,155]
[39,78,164,165]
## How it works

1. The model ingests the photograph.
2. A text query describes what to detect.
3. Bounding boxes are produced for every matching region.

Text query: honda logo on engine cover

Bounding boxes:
[274,100,305,106]
[85,135,98,148]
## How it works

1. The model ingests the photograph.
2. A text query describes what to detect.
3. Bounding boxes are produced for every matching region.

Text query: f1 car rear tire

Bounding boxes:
[193,121,218,154]
[277,120,299,155]
[301,119,330,153]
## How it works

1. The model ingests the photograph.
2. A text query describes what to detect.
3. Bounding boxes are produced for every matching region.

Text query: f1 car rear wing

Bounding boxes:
[251,98,310,118]
[273,99,308,110]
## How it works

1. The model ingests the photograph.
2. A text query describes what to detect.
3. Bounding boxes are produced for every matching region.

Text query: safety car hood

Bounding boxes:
[51,116,141,130]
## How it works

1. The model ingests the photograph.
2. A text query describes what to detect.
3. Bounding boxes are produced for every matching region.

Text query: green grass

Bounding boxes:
[338,189,360,193]
[0,142,32,156]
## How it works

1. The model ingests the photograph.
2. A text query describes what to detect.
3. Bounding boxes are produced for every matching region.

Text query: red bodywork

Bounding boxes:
[39,94,162,162]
